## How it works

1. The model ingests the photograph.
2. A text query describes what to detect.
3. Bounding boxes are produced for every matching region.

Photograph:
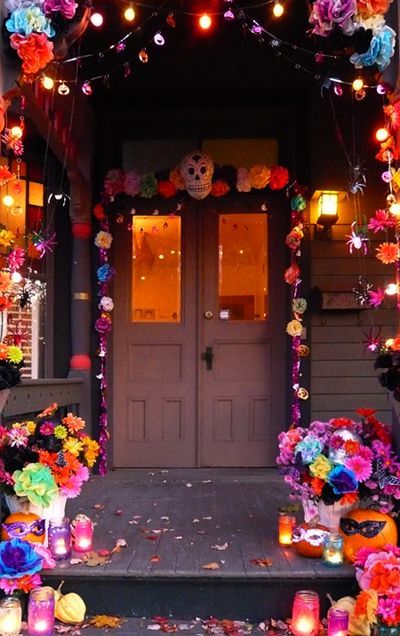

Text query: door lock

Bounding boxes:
[204,310,214,319]
[201,346,214,371]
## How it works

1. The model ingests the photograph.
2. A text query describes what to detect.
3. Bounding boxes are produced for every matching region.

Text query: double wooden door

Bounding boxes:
[112,198,287,467]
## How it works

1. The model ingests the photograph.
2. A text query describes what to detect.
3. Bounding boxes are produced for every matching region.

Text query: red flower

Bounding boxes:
[93,203,106,221]
[211,180,230,197]
[10,33,54,77]
[269,165,289,190]
[356,408,376,418]
[331,417,354,428]
[284,263,300,285]
[157,180,177,198]
[0,166,13,183]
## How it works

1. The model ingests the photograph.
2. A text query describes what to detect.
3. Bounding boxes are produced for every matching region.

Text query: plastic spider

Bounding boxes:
[348,164,367,195]
[47,192,71,207]
[346,220,369,254]
[362,327,382,353]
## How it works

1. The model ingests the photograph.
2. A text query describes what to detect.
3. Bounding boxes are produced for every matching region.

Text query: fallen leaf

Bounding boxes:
[148,625,161,631]
[150,554,161,563]
[203,516,212,520]
[161,516,169,521]
[197,530,207,535]
[114,509,123,515]
[212,542,229,551]
[69,558,83,565]
[89,614,124,628]
[186,483,192,488]
[202,562,220,570]
[54,624,82,634]
[93,503,105,510]
[146,535,159,541]
[174,536,183,540]
[84,552,110,567]
[250,558,272,568]
[192,518,199,523]
[202,480,212,483]
[97,549,110,557]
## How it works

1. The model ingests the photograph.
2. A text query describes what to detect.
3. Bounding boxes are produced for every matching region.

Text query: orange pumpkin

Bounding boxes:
[1,512,45,544]
[339,507,398,563]
[292,521,330,558]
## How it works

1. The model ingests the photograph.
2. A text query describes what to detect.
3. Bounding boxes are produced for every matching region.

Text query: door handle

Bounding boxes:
[201,346,214,371]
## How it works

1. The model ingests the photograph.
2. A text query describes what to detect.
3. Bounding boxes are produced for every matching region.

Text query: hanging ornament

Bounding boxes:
[334,84,343,96]
[166,12,176,27]
[139,48,148,63]
[153,32,165,46]
[81,81,92,96]
[58,82,70,96]
[355,89,366,101]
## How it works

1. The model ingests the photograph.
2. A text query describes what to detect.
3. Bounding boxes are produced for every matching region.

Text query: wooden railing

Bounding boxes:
[2,378,83,420]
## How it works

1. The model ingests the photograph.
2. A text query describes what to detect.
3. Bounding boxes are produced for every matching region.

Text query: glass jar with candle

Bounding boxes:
[28,586,55,636]
[291,590,320,636]
[73,514,94,552]
[0,597,22,636]
[323,533,344,566]
[278,513,296,546]
[327,606,349,636]
[48,517,71,560]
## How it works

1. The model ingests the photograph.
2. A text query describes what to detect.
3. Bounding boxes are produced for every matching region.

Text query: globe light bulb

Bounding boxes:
[11,271,22,283]
[90,11,104,27]
[42,75,54,90]
[385,338,395,348]
[153,32,165,46]
[138,48,149,63]
[124,5,135,21]
[389,202,400,216]
[2,194,14,207]
[273,1,284,17]
[376,127,389,142]
[199,13,212,30]
[385,283,398,296]
[352,78,364,92]
[10,126,23,139]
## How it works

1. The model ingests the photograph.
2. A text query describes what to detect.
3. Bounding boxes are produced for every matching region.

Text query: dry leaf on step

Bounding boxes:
[88,614,125,628]
[202,562,220,570]
[211,542,229,551]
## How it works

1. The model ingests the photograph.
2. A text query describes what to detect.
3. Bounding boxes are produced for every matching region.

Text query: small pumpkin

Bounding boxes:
[292,521,330,558]
[339,507,398,563]
[54,581,86,624]
[328,595,370,636]
[1,512,45,544]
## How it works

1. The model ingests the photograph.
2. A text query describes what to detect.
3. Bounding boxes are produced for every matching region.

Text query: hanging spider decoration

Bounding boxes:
[353,275,373,305]
[348,163,367,195]
[362,327,382,353]
[47,192,71,207]
[15,280,46,309]
[346,219,370,254]
[3,320,31,347]
[30,230,57,258]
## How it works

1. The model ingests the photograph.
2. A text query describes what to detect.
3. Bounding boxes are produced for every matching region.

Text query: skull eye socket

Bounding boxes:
[188,167,195,176]
[200,166,207,174]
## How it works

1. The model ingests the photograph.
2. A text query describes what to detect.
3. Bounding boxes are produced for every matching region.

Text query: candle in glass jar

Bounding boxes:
[48,517,71,560]
[28,586,55,636]
[278,514,296,546]
[0,597,22,636]
[73,514,94,552]
[323,533,344,566]
[291,590,320,636]
[327,606,349,636]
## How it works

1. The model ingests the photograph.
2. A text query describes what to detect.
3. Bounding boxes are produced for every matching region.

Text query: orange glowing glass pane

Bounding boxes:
[131,215,181,322]
[28,182,44,207]
[218,213,268,321]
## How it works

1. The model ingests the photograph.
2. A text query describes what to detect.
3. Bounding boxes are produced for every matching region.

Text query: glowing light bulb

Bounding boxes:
[153,32,165,46]
[390,202,400,216]
[385,338,395,348]
[81,81,92,96]
[385,283,398,296]
[42,75,54,90]
[376,127,389,142]
[138,48,148,63]
[124,5,135,21]
[90,11,103,27]
[11,271,22,283]
[58,82,70,95]
[199,13,212,30]
[10,126,23,139]
[352,78,364,92]
[2,194,14,207]
[273,1,284,17]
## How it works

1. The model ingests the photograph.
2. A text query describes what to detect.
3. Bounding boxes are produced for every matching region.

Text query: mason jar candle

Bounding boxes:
[327,606,349,636]
[0,596,22,636]
[323,533,344,566]
[73,515,94,552]
[278,513,296,546]
[291,590,320,636]
[48,517,71,560]
[28,586,55,636]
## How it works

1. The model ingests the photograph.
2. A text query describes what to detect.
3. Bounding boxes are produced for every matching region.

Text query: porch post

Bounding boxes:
[68,175,92,432]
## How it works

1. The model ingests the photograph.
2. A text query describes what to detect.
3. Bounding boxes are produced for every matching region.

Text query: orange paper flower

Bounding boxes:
[357,0,392,16]
[157,180,177,198]
[376,242,399,264]
[248,165,271,189]
[210,180,230,197]
[354,589,379,622]
[10,33,54,77]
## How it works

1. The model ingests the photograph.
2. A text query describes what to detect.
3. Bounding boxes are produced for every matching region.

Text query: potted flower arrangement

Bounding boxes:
[276,409,400,530]
[0,403,100,521]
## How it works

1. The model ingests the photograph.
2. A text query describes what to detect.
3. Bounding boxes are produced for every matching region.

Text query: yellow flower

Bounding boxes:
[309,455,332,480]
[54,425,68,440]
[248,165,271,189]
[82,437,100,467]
[0,272,12,294]
[0,230,15,247]
[286,319,303,337]
[63,436,84,456]
[7,345,23,364]
[25,420,36,434]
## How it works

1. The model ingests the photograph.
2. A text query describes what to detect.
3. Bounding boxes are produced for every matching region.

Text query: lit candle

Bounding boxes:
[73,514,94,552]
[0,597,22,636]
[28,586,55,636]
[278,514,296,546]
[327,606,349,636]
[291,590,320,636]
[48,517,71,560]
[323,533,344,567]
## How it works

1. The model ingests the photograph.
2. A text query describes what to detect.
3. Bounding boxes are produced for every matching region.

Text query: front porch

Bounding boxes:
[42,468,355,622]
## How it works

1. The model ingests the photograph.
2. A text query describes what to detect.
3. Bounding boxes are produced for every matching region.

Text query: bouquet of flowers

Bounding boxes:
[276,409,400,513]
[0,403,99,507]
[0,538,55,594]
[354,544,400,629]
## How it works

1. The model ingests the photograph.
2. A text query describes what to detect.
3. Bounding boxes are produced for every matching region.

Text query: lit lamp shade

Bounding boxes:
[317,192,339,228]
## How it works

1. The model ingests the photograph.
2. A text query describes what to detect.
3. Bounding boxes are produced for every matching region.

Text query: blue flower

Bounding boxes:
[328,465,358,495]
[6,7,55,37]
[295,435,323,464]
[0,538,43,579]
[350,26,396,72]
[97,264,114,283]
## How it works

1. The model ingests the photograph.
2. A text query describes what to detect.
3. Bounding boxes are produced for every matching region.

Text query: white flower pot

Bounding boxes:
[316,499,359,532]
[3,493,67,545]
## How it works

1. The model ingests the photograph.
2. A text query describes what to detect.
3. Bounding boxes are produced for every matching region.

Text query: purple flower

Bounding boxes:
[309,0,357,37]
[95,315,112,334]
[0,539,43,578]
[43,0,77,19]
[328,465,358,494]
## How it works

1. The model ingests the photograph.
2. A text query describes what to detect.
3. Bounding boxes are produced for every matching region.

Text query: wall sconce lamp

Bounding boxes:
[315,191,339,238]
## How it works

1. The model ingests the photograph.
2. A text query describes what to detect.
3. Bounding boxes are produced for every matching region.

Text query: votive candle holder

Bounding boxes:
[28,586,55,636]
[327,606,349,636]
[48,517,71,560]
[0,596,22,636]
[278,513,296,546]
[73,515,94,552]
[291,590,320,636]
[323,533,344,567]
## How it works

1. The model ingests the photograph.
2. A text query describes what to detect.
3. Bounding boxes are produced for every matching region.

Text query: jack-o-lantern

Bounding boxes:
[1,512,45,544]
[339,508,398,563]
[292,521,330,558]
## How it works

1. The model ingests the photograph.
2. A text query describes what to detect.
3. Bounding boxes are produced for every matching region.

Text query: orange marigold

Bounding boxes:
[37,402,58,419]
[62,413,86,433]
[0,272,11,295]
[392,336,400,351]
[357,0,391,15]
[344,440,360,455]
[0,343,8,360]
[376,242,399,264]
